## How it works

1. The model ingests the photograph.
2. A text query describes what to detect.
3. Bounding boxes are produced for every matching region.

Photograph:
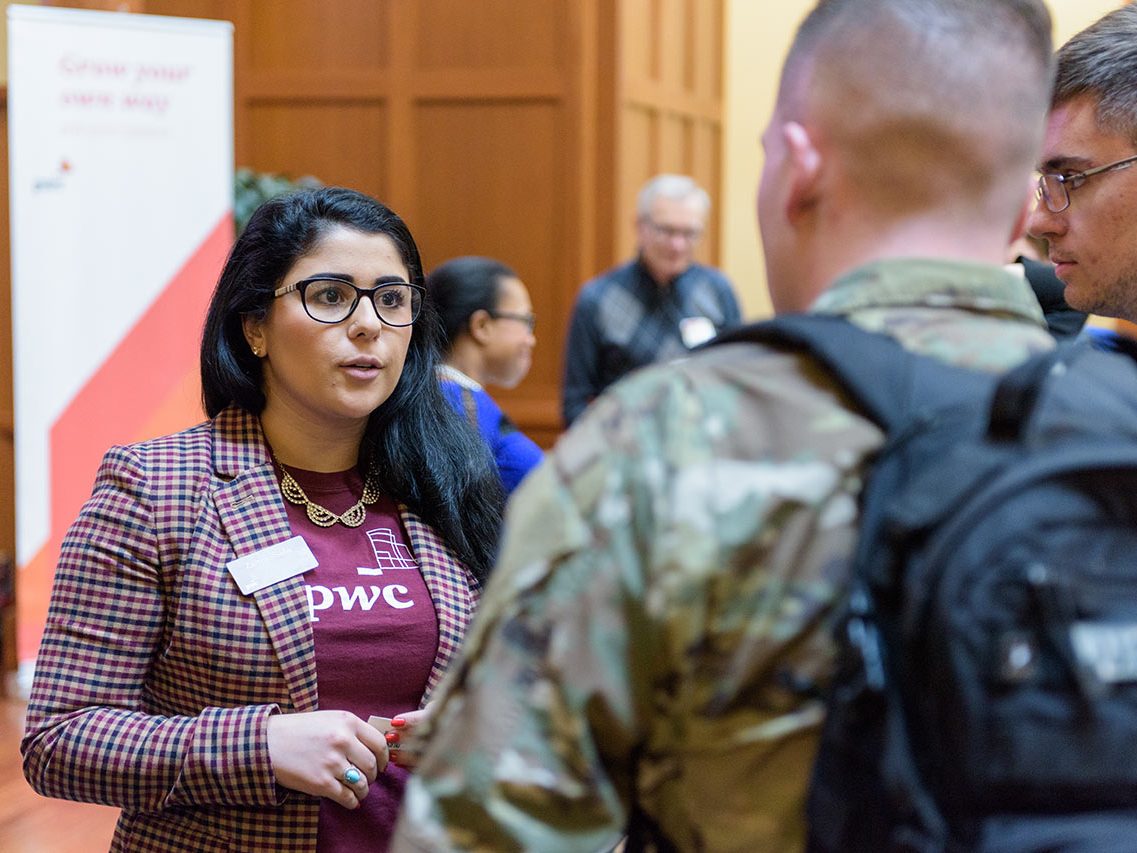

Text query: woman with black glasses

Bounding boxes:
[427,255,543,494]
[22,187,504,852]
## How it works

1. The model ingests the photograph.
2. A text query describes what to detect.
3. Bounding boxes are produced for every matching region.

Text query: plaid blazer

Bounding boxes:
[21,407,480,852]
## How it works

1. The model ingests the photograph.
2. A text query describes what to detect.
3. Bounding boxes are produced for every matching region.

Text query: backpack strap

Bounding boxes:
[711,313,992,433]
[715,313,982,850]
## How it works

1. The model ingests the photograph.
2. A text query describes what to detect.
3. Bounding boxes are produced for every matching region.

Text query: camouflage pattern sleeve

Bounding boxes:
[393,390,664,852]
[392,346,886,852]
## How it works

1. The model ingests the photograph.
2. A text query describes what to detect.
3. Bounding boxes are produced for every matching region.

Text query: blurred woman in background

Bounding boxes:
[427,256,543,494]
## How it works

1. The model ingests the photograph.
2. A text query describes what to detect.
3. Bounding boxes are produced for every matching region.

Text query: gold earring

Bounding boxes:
[252,346,262,357]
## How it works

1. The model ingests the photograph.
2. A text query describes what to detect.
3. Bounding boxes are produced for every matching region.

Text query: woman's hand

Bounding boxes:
[385,705,433,769]
[267,710,389,809]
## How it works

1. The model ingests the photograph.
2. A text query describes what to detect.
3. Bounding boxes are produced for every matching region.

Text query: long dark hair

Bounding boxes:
[200,186,504,581]
[425,256,517,353]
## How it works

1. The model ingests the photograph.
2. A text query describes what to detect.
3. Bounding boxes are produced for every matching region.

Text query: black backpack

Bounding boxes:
[716,313,1137,853]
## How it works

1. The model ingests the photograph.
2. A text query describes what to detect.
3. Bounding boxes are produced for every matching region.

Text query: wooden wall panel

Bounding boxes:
[620,0,658,83]
[694,0,722,100]
[40,0,141,8]
[658,0,686,90]
[144,0,228,20]
[693,121,722,260]
[415,0,568,70]
[411,102,562,286]
[412,100,565,437]
[658,114,689,174]
[578,0,619,291]
[246,1,386,71]
[245,102,388,200]
[233,1,394,192]
[614,0,724,270]
[617,106,654,260]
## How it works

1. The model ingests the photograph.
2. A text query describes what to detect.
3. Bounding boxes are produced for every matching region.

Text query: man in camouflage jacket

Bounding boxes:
[392,1,1058,850]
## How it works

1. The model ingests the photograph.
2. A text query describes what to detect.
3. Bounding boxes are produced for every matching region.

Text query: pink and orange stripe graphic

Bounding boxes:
[18,214,233,662]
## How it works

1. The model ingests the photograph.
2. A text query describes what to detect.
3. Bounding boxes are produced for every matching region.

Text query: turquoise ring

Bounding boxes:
[343,766,363,786]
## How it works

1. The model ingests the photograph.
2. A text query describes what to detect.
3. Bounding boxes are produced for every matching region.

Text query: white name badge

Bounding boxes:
[679,315,717,348]
[227,535,318,595]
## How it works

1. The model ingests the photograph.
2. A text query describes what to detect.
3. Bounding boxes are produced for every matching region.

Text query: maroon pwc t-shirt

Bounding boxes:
[278,465,439,853]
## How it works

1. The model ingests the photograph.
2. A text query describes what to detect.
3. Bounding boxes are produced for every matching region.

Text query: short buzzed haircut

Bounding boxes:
[780,0,1053,220]
[1052,2,1137,144]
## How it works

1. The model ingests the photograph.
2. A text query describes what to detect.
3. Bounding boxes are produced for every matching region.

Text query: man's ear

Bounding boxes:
[468,309,494,345]
[783,121,822,222]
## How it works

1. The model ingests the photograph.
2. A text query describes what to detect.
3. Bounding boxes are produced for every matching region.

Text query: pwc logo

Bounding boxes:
[305,527,421,622]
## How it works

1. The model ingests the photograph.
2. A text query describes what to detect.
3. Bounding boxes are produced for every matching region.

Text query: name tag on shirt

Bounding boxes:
[227,535,318,595]
[680,315,717,348]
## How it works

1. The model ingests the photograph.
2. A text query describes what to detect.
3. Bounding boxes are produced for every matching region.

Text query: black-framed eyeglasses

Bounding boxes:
[1036,154,1137,213]
[487,310,537,332]
[273,276,425,326]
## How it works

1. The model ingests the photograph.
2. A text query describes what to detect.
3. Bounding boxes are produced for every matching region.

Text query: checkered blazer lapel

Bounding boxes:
[400,506,481,702]
[211,409,318,712]
[208,410,479,711]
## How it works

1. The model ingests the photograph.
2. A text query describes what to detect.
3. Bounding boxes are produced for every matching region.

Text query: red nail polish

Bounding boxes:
[391,718,406,728]
[385,731,398,743]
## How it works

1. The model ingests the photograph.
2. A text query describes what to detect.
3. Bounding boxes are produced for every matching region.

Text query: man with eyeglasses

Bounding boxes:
[1028,3,1137,323]
[561,173,741,426]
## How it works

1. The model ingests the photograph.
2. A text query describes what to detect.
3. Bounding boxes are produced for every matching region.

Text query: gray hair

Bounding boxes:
[635,174,711,220]
[1053,3,1137,143]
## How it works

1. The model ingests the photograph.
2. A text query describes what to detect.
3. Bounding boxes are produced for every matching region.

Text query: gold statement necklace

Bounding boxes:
[275,456,381,528]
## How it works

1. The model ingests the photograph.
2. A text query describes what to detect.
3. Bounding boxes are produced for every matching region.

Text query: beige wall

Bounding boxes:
[720,0,1130,320]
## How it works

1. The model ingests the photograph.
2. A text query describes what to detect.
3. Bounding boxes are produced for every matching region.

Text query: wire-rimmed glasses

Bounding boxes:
[1036,154,1137,213]
[643,219,704,243]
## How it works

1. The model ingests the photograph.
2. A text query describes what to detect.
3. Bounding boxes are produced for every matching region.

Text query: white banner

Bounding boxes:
[8,5,233,669]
